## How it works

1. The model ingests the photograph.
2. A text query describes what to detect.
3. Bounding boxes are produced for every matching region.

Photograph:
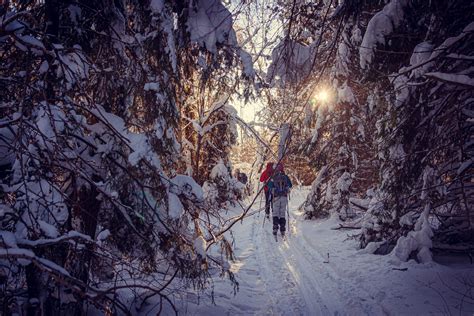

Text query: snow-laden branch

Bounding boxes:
[234,116,278,159]
[424,72,474,88]
[17,230,93,247]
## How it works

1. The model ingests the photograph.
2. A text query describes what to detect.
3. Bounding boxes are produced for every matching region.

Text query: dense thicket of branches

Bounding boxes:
[0,0,251,314]
[260,0,473,261]
[0,0,472,313]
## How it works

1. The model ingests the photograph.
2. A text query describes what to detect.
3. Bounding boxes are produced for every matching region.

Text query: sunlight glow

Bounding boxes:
[312,87,333,105]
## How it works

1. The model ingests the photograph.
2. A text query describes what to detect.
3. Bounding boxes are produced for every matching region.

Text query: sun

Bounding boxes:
[313,88,332,104]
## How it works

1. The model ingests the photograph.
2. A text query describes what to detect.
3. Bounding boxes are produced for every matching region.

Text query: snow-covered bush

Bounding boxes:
[204,159,244,207]
[304,166,330,218]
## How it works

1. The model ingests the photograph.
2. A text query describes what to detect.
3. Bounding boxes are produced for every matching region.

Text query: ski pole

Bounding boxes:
[286,200,291,237]
[257,183,262,219]
[262,189,267,228]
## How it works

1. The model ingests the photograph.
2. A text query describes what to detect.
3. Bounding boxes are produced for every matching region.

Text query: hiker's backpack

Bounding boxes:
[273,173,289,197]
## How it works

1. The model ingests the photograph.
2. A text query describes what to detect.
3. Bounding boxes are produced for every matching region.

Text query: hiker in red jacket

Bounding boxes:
[260,162,275,218]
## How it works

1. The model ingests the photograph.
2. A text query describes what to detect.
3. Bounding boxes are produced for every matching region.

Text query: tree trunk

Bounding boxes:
[64,182,101,315]
[25,264,42,316]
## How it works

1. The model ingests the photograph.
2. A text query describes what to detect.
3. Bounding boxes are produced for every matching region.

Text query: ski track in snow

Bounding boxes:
[172,189,474,316]
[287,223,383,315]
[251,201,384,316]
[255,216,309,315]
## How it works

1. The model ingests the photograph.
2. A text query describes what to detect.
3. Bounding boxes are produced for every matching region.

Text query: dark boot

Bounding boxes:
[280,217,286,236]
[272,216,279,236]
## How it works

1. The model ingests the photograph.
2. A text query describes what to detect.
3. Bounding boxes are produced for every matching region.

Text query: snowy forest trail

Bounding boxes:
[173,188,474,316]
[249,190,385,316]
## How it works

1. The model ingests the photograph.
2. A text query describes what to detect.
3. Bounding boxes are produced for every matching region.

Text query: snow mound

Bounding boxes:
[194,235,207,258]
[359,0,408,69]
[267,40,315,86]
[167,192,184,219]
[337,82,356,104]
[187,0,237,53]
[170,175,204,200]
[210,159,229,179]
[392,206,433,263]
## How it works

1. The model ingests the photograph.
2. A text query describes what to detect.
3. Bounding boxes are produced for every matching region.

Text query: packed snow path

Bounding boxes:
[174,188,474,315]
[251,205,384,315]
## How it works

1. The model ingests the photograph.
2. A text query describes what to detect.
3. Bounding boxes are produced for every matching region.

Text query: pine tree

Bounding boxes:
[0,0,251,313]
[356,0,473,260]
[262,0,472,262]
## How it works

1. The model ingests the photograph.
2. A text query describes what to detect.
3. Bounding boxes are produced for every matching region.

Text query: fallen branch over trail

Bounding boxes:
[331,224,362,230]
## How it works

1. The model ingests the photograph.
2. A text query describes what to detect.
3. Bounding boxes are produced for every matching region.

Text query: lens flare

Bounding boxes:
[312,87,332,106]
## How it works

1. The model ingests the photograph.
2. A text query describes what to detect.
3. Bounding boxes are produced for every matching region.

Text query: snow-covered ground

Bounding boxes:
[158,187,474,315]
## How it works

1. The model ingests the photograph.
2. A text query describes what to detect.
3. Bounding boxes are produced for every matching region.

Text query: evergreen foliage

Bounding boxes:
[0,0,251,313]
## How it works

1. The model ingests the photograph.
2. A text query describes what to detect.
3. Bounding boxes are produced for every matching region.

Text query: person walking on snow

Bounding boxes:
[259,162,275,219]
[268,164,292,238]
